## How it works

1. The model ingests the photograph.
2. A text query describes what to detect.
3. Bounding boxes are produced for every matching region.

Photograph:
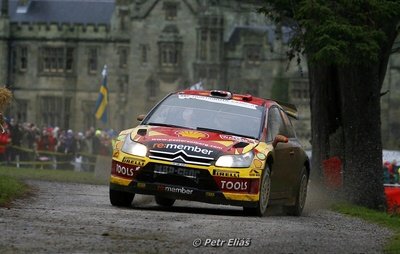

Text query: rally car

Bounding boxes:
[109,90,310,216]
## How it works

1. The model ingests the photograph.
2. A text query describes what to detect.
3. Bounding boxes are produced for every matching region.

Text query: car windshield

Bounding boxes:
[143,93,264,139]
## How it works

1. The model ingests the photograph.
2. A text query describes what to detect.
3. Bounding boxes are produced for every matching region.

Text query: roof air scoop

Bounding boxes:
[137,129,147,136]
[210,90,232,99]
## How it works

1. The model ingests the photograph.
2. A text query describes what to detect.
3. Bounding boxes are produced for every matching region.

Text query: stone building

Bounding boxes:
[0,0,308,139]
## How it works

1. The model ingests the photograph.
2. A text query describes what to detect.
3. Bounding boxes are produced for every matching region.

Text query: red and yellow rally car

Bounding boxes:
[110,90,310,216]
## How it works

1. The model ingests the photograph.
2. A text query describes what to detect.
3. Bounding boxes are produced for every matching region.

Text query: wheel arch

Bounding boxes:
[266,153,274,173]
[304,159,310,177]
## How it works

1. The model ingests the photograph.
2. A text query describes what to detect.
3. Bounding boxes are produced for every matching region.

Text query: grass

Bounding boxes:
[0,166,108,185]
[332,203,400,253]
[0,166,108,206]
[0,175,29,207]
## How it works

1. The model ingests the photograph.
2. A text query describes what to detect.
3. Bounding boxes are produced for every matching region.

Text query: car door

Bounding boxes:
[267,107,297,199]
[279,110,304,194]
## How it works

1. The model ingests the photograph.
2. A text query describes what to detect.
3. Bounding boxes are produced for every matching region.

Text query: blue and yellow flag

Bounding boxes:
[94,65,108,123]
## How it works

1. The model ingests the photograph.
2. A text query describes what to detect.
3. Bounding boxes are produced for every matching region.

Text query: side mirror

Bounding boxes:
[272,134,288,148]
[137,114,145,121]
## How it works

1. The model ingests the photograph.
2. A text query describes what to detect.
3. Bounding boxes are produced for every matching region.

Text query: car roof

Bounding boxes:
[178,90,273,107]
[177,90,298,119]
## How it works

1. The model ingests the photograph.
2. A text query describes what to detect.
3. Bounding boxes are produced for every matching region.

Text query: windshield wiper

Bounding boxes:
[146,122,193,129]
[196,127,257,140]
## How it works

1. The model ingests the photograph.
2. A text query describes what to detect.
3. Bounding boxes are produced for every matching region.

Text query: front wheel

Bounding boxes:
[110,188,134,207]
[243,166,271,216]
[285,166,308,216]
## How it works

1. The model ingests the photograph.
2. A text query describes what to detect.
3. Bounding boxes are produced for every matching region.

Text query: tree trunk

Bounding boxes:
[308,63,342,182]
[338,65,385,209]
[309,61,386,209]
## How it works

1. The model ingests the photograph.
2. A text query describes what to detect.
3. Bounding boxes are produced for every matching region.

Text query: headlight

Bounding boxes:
[215,151,254,168]
[121,135,148,157]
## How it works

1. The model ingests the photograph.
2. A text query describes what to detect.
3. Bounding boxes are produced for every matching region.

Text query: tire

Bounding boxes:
[285,166,308,216]
[155,196,175,207]
[109,188,134,207]
[243,166,271,216]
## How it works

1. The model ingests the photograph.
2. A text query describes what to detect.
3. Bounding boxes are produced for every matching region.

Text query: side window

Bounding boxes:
[267,107,286,142]
[280,110,296,138]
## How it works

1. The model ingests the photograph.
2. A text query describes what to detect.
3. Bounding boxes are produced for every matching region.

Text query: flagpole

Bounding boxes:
[94,65,109,125]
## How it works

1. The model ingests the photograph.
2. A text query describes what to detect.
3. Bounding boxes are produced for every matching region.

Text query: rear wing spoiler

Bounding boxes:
[275,100,298,119]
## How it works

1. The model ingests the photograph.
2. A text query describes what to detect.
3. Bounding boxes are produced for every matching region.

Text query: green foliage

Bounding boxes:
[0,176,27,206]
[260,0,400,66]
[332,203,400,252]
[271,68,289,102]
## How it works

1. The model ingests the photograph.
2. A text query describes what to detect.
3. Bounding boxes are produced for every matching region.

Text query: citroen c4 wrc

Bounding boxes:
[109,90,310,216]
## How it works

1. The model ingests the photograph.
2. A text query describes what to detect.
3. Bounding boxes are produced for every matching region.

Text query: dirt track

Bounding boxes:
[0,180,393,253]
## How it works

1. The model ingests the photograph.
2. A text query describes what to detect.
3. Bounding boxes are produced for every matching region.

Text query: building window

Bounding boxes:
[88,47,98,73]
[197,27,221,62]
[20,46,28,71]
[39,46,75,74]
[160,43,180,66]
[245,45,262,65]
[40,96,71,129]
[199,29,208,60]
[140,44,149,64]
[163,2,178,21]
[119,47,129,68]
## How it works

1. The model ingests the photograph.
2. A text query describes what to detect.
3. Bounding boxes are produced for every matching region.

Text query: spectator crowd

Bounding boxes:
[0,118,116,171]
[384,160,400,185]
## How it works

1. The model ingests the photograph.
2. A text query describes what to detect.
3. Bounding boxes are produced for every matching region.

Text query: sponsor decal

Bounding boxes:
[249,169,261,177]
[172,162,187,167]
[152,143,213,155]
[137,182,146,188]
[157,185,193,195]
[219,135,255,143]
[256,153,266,160]
[150,138,224,150]
[205,192,215,197]
[176,130,209,139]
[122,157,146,166]
[114,162,141,177]
[220,180,249,191]
[213,169,240,178]
[178,94,257,109]
[253,159,262,168]
[115,141,123,150]
[214,177,257,193]
[112,150,119,158]
[154,164,200,181]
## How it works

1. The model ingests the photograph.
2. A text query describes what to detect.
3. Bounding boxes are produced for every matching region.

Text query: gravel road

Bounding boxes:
[0,180,393,253]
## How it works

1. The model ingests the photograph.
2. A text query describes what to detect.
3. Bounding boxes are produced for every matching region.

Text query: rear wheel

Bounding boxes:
[243,166,271,216]
[285,166,308,216]
[155,196,175,207]
[109,189,134,207]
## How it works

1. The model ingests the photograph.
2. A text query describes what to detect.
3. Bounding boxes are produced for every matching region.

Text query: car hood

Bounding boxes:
[118,125,260,159]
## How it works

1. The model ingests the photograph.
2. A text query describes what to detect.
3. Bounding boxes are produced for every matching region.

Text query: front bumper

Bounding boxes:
[110,177,259,207]
[109,153,263,207]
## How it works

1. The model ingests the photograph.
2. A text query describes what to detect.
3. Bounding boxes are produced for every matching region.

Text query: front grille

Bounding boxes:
[135,163,219,191]
[149,149,214,166]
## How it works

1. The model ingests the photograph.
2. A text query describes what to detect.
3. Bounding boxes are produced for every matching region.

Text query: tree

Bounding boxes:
[260,0,400,209]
